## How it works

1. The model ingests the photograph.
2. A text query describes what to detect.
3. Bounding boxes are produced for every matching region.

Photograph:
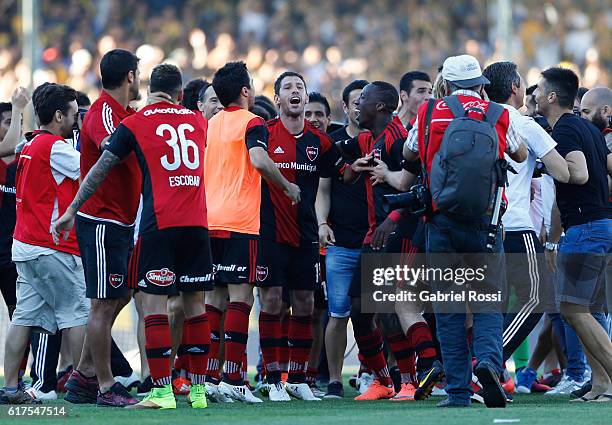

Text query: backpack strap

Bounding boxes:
[484,102,504,126]
[443,95,466,119]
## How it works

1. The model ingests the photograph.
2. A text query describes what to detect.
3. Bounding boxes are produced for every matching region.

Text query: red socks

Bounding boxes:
[182,313,210,384]
[223,302,251,382]
[388,332,416,384]
[259,311,282,383]
[205,304,223,381]
[279,315,290,374]
[407,322,437,373]
[306,367,318,385]
[355,328,392,387]
[288,315,313,384]
[145,314,172,386]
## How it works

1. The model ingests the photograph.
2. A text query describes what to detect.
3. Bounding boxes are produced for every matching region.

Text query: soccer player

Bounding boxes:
[3,83,88,405]
[203,61,300,403]
[304,92,331,132]
[57,49,141,407]
[197,82,223,120]
[181,78,207,111]
[397,71,433,128]
[256,71,347,402]
[54,64,213,410]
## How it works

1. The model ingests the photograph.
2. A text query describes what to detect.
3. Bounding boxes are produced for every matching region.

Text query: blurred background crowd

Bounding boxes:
[0,0,610,118]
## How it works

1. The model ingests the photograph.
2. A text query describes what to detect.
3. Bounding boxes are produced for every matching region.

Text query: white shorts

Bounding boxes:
[12,251,90,334]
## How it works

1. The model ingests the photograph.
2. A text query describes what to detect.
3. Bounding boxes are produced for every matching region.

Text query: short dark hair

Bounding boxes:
[100,49,139,90]
[0,102,11,117]
[307,92,331,116]
[212,61,251,107]
[540,67,579,109]
[149,64,183,99]
[76,91,91,108]
[342,79,368,106]
[182,78,207,110]
[251,104,272,121]
[197,81,212,103]
[576,87,589,102]
[370,81,399,113]
[482,61,520,103]
[526,84,537,96]
[274,71,306,95]
[399,71,431,94]
[32,83,77,125]
[255,95,277,117]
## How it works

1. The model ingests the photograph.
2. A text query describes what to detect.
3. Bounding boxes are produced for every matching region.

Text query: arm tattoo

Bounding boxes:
[69,150,120,212]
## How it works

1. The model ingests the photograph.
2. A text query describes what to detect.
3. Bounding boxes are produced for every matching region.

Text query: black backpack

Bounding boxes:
[424,95,504,219]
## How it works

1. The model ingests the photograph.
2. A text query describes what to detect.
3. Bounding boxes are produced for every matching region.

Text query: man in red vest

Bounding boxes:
[2,83,89,405]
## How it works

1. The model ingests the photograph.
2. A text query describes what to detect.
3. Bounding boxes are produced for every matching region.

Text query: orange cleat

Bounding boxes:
[390,382,417,401]
[281,372,289,383]
[172,377,191,395]
[502,376,515,394]
[354,380,396,401]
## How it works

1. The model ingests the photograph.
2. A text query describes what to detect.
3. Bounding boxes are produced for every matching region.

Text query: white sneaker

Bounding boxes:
[545,375,583,395]
[285,382,321,401]
[357,373,374,395]
[205,382,234,403]
[114,371,141,390]
[268,382,291,402]
[431,386,447,396]
[218,381,263,403]
[310,385,326,398]
[26,388,57,400]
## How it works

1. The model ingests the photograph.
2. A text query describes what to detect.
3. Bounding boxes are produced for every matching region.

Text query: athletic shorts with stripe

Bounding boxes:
[76,215,134,299]
[209,231,258,286]
[128,226,214,296]
[256,239,320,290]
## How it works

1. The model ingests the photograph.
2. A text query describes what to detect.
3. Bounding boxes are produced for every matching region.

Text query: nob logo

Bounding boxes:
[108,274,124,288]
[256,266,268,282]
[306,146,319,162]
[146,268,176,286]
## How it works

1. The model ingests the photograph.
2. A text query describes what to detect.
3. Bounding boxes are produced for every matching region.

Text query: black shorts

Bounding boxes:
[0,263,17,311]
[314,254,328,309]
[210,232,258,286]
[256,239,320,291]
[129,227,214,296]
[76,216,134,300]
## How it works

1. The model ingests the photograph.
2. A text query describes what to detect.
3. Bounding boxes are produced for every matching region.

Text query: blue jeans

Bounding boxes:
[427,214,505,404]
[325,245,361,318]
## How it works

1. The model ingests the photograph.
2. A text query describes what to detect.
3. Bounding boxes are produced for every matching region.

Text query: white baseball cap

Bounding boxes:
[441,55,490,88]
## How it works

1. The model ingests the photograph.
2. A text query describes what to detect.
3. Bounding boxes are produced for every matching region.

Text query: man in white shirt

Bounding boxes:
[482,62,570,393]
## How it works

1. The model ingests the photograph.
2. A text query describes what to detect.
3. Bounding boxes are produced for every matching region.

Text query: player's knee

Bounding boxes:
[90,298,119,318]
[260,287,283,313]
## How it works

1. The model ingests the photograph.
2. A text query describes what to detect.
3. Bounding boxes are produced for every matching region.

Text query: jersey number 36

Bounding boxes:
[156,123,199,171]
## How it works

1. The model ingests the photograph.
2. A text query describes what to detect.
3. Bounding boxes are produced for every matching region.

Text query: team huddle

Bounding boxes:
[0,45,611,410]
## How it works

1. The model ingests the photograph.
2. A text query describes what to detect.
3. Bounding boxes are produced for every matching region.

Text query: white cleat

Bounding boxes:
[218,381,263,403]
[357,373,374,395]
[26,388,57,401]
[268,382,291,402]
[205,382,234,403]
[310,385,326,398]
[285,382,321,401]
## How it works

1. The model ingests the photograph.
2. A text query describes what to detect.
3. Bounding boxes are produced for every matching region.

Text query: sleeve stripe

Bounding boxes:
[102,103,116,135]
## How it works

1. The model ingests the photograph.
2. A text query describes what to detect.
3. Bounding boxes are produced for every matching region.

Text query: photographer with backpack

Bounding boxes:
[403,55,527,408]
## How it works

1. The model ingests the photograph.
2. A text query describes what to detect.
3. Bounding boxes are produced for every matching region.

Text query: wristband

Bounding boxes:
[318,222,329,228]
[544,242,558,251]
[388,210,402,223]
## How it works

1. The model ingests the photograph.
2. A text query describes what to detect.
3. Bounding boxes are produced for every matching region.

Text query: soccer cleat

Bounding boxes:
[268,382,291,402]
[114,371,141,391]
[97,382,139,407]
[285,382,321,401]
[324,381,344,399]
[136,376,154,396]
[1,389,42,404]
[188,384,208,409]
[390,382,417,401]
[356,373,374,394]
[531,381,552,393]
[415,360,445,401]
[309,383,326,398]
[56,365,73,393]
[205,382,234,403]
[570,380,592,399]
[474,362,506,408]
[545,375,583,395]
[436,397,470,408]
[26,388,57,401]
[172,376,191,395]
[539,368,563,388]
[501,371,515,394]
[64,370,99,404]
[126,385,176,409]
[218,381,263,403]
[354,380,396,401]
[515,367,537,394]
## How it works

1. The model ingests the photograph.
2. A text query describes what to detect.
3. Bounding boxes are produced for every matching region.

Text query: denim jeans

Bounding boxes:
[325,245,361,318]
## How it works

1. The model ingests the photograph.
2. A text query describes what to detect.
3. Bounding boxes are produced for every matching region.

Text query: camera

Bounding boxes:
[383,184,431,216]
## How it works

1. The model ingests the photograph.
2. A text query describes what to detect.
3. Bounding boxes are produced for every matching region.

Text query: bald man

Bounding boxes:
[580,87,612,150]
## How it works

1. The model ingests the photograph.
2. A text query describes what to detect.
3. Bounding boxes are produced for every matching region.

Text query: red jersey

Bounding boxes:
[13,132,80,255]
[105,101,208,234]
[260,119,344,247]
[79,90,141,225]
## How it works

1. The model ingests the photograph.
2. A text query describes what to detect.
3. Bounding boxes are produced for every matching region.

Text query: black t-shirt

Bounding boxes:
[0,158,17,267]
[328,127,369,248]
[552,113,612,230]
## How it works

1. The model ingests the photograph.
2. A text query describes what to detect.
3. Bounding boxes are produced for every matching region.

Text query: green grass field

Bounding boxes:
[1,384,610,425]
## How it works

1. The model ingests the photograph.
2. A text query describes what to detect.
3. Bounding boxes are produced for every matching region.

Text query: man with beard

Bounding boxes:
[61,49,141,407]
[580,87,612,151]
